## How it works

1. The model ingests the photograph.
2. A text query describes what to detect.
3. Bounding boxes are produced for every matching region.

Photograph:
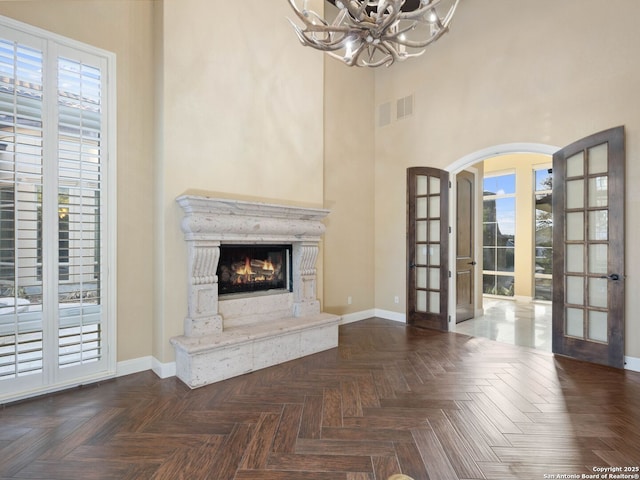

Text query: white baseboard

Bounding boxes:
[374,309,406,323]
[625,355,640,373]
[117,355,176,379]
[152,357,176,379]
[338,309,407,324]
[340,309,376,324]
[116,356,153,377]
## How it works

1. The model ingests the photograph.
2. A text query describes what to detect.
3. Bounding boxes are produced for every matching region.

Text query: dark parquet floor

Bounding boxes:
[1,318,640,480]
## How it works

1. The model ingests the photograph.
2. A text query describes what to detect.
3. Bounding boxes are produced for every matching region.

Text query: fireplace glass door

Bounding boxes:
[217,245,291,295]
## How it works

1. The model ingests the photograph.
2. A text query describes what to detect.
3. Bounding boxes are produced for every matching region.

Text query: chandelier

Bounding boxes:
[287,0,460,68]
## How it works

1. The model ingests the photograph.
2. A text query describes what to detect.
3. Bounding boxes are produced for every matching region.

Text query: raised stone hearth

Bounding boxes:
[170,195,340,388]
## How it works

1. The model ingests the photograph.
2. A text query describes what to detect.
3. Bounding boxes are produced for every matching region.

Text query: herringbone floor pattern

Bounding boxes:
[1,318,640,479]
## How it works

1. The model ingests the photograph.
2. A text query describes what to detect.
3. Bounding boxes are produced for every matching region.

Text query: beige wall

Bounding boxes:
[482,154,552,300]
[374,0,640,358]
[323,58,375,316]
[0,1,157,363]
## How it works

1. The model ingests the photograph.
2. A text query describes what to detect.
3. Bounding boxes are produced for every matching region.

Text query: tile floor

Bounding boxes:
[454,297,552,352]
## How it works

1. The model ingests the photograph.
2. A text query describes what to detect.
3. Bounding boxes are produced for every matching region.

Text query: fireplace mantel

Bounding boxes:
[177,195,329,242]
[170,195,340,388]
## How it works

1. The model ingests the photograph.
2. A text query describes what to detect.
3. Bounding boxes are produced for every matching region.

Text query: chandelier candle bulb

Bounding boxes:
[287,0,460,67]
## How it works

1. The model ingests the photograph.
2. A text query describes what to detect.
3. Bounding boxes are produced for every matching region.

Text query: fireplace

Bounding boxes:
[170,195,341,389]
[218,244,292,296]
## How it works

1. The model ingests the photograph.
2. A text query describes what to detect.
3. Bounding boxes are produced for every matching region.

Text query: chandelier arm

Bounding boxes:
[304,34,356,51]
[382,40,426,60]
[298,22,358,34]
[329,39,370,67]
[363,54,394,67]
[327,50,355,66]
[287,14,360,36]
[376,5,402,32]
[365,44,377,64]
[328,42,381,67]
[382,21,417,41]
[440,0,460,27]
[362,42,397,67]
[288,20,357,51]
[287,0,321,25]
[338,0,374,24]
[332,8,351,28]
[376,0,406,14]
[303,9,332,27]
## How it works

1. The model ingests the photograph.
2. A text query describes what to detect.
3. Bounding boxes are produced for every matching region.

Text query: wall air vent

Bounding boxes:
[397,94,414,120]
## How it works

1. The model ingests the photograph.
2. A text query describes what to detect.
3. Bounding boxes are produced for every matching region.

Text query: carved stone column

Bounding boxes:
[184,240,223,336]
[292,242,321,316]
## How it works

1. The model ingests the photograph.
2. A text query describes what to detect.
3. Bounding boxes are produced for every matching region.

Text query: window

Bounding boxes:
[0,17,115,402]
[483,173,515,296]
[534,167,553,301]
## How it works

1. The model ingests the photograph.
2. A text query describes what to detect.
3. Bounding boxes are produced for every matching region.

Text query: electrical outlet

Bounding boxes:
[394,296,399,304]
[347,296,352,305]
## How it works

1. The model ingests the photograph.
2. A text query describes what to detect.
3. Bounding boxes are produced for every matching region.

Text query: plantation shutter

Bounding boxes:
[0,34,45,385]
[56,52,105,377]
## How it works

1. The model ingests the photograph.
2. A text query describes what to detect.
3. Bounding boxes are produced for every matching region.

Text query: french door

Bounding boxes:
[407,167,449,331]
[0,18,115,402]
[552,126,625,368]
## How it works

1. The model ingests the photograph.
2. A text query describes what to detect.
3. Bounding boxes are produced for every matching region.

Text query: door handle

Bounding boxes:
[468,261,477,266]
[409,262,416,269]
[600,273,620,281]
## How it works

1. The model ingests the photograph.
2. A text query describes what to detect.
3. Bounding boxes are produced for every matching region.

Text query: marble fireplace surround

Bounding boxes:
[170,195,341,388]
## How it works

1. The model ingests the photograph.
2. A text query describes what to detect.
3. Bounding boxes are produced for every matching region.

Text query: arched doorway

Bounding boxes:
[446,143,557,351]
[408,128,625,369]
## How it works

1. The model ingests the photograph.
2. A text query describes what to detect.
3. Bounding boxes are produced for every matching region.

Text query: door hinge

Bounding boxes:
[448,180,452,188]
[448,315,452,323]
[448,271,452,278]
[449,226,452,234]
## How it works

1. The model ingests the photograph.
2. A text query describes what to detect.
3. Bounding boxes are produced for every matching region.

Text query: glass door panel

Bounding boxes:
[588,144,608,173]
[566,276,583,305]
[566,180,584,208]
[566,152,584,176]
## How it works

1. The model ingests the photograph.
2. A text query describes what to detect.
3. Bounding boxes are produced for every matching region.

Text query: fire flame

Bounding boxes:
[237,257,252,276]
[233,256,276,284]
[263,259,275,272]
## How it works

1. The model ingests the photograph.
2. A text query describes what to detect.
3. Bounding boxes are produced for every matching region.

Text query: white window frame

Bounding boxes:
[0,15,116,404]
[482,170,516,297]
[533,164,553,302]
